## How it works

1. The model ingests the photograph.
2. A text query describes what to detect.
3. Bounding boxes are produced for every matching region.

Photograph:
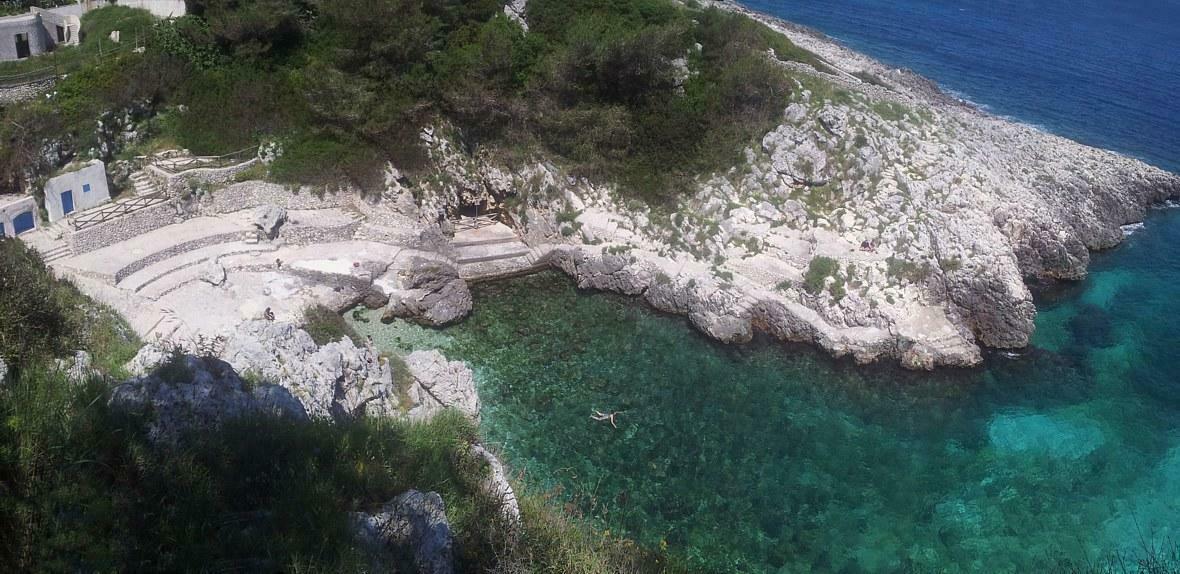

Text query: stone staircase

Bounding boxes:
[129,170,163,196]
[39,243,72,263]
[452,219,540,281]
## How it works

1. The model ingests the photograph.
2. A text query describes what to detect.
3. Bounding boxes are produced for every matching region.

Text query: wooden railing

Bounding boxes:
[70,191,170,231]
[154,146,259,174]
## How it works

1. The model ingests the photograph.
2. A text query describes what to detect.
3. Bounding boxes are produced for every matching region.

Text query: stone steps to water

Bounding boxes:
[449,219,541,280]
[452,236,521,249]
[457,249,532,265]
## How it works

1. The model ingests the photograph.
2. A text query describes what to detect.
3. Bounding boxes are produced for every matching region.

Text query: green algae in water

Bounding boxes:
[348,212,1180,573]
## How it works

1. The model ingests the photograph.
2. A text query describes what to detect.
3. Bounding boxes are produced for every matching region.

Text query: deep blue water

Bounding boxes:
[743,0,1180,173]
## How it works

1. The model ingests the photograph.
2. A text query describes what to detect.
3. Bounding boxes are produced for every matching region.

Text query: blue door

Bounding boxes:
[61,190,74,215]
[13,211,35,234]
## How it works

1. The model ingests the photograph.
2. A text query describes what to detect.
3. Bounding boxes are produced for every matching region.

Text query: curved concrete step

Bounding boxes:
[118,242,277,294]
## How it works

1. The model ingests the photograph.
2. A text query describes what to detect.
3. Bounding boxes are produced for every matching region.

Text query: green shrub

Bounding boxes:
[302,304,361,346]
[0,239,139,374]
[803,256,839,295]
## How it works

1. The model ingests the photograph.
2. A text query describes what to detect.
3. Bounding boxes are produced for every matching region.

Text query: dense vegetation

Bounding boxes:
[0,0,820,203]
[0,238,687,571]
[0,0,71,17]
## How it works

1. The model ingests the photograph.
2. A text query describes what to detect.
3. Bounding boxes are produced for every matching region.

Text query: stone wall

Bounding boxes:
[153,160,262,198]
[0,77,55,104]
[200,180,354,214]
[283,219,363,246]
[69,200,182,256]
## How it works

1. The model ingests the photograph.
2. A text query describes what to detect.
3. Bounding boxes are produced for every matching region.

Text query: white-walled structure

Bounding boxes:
[0,4,81,61]
[81,0,186,19]
[0,195,38,237]
[44,160,111,223]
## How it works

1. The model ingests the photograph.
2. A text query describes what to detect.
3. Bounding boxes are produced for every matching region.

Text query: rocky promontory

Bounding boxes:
[403,0,1180,368]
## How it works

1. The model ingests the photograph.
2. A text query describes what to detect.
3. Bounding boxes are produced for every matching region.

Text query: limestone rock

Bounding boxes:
[198,261,227,286]
[55,350,94,385]
[763,122,832,187]
[125,343,171,377]
[472,444,521,525]
[110,354,308,443]
[219,321,400,420]
[351,490,454,574]
[253,204,287,240]
[381,258,472,327]
[405,350,480,422]
[503,0,529,31]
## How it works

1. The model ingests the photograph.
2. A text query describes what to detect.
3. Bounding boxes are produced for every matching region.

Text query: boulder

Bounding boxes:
[472,444,521,525]
[218,321,400,420]
[503,0,528,31]
[253,205,287,240]
[125,343,171,377]
[404,350,480,422]
[380,258,472,326]
[198,261,227,286]
[55,350,95,385]
[351,490,455,574]
[110,353,308,443]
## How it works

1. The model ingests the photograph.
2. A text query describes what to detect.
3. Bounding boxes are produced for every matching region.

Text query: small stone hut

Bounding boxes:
[0,194,38,237]
[0,5,81,61]
[44,159,111,223]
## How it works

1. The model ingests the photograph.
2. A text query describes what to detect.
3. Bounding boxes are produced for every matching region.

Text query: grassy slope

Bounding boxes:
[1,0,828,204]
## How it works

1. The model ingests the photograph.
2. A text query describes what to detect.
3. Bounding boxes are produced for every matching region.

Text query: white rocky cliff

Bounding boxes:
[405,1,1180,369]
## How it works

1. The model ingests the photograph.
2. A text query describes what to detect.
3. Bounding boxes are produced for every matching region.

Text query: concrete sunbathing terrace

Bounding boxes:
[49,201,542,345]
[53,207,413,343]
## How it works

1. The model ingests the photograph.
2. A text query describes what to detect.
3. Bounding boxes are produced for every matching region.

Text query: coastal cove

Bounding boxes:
[348,204,1180,572]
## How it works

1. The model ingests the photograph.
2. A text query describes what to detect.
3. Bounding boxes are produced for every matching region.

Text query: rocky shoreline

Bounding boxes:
[48,1,1180,375]
[387,0,1180,369]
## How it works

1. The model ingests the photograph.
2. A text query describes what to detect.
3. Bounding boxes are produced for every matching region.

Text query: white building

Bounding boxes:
[0,194,38,237]
[80,0,186,19]
[44,159,111,223]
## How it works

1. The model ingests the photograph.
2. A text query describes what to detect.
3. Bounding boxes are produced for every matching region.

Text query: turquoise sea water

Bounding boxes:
[346,2,1180,569]
[349,209,1180,571]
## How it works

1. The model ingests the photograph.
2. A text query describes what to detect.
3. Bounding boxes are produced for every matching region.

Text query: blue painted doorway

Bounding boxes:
[13,211,35,234]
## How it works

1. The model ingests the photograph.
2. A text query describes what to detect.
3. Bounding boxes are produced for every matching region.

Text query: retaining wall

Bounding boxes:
[0,76,54,104]
[282,219,363,245]
[200,180,354,214]
[152,159,262,197]
[69,199,181,255]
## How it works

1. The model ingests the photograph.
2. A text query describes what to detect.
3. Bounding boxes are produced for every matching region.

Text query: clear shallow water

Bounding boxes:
[742,0,1180,173]
[349,210,1180,572]
[345,2,1180,570]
